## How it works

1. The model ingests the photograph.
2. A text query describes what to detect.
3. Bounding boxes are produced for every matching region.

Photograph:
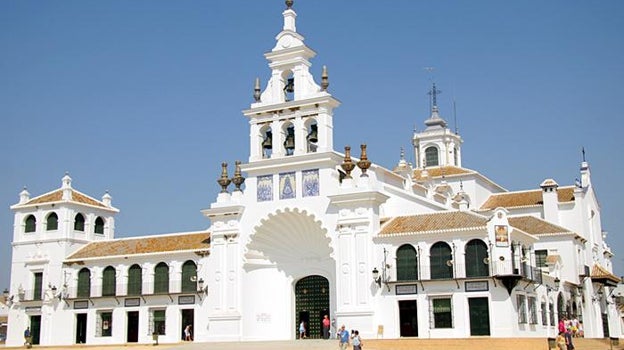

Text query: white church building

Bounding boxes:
[4,1,622,347]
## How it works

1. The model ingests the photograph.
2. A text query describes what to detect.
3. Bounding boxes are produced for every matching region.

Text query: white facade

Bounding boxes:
[4,2,622,347]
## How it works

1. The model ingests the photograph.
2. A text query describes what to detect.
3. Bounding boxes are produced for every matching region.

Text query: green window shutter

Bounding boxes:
[430,242,452,279]
[25,215,36,233]
[465,240,489,278]
[102,266,116,296]
[181,261,197,293]
[46,213,58,231]
[154,263,169,294]
[77,268,91,298]
[397,245,418,281]
[128,265,142,296]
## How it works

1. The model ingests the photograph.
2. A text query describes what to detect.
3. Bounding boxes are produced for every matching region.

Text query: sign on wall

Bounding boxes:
[465,281,489,292]
[395,284,418,295]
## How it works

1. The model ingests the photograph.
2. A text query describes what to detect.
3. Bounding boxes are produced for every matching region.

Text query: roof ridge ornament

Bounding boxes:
[285,0,293,9]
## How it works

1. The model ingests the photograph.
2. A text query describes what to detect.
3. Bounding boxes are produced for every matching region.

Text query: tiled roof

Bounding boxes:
[413,166,473,181]
[66,231,210,260]
[379,211,487,235]
[24,189,107,208]
[479,186,575,210]
[508,216,572,235]
[591,264,621,284]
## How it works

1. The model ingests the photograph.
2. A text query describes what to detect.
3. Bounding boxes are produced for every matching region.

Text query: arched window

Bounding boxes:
[261,125,273,159]
[77,268,91,298]
[46,212,58,231]
[396,244,418,281]
[127,264,142,296]
[430,242,453,279]
[283,123,295,156]
[25,215,36,233]
[465,239,489,277]
[94,217,105,234]
[74,213,85,231]
[154,262,169,294]
[102,266,116,296]
[425,146,439,167]
[181,261,197,293]
[306,121,318,153]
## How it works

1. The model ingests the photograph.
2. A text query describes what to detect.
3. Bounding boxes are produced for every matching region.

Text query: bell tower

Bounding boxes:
[412,83,463,169]
[243,0,340,162]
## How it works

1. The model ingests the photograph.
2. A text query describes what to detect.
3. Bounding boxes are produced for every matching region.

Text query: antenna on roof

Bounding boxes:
[581,147,586,162]
[453,97,458,134]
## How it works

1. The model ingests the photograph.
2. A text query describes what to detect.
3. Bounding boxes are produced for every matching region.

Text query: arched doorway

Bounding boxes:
[295,275,330,339]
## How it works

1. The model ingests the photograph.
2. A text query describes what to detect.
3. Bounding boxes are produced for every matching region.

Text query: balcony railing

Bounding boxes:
[64,279,200,299]
[389,261,543,284]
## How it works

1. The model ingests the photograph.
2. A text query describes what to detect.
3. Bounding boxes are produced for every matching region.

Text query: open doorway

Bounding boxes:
[181,309,194,341]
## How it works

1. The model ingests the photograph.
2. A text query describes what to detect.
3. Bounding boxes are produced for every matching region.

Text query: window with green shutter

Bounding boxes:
[430,242,452,279]
[102,266,116,296]
[181,261,197,293]
[397,245,418,281]
[74,213,85,231]
[77,268,91,298]
[432,298,452,328]
[46,212,58,231]
[127,264,142,296]
[25,215,36,233]
[154,262,169,294]
[94,217,105,234]
[465,239,489,277]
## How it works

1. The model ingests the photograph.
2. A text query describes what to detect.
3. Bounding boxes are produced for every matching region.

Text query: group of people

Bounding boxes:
[298,315,363,350]
[338,325,362,350]
[556,317,582,350]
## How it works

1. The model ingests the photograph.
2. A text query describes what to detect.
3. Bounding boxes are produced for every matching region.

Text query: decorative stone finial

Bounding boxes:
[321,65,329,91]
[340,146,355,179]
[217,162,231,193]
[62,172,72,188]
[231,160,246,191]
[102,190,112,207]
[19,187,30,204]
[253,77,261,102]
[357,144,372,177]
[285,0,293,9]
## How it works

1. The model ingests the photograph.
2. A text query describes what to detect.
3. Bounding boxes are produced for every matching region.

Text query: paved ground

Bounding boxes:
[1,337,622,350]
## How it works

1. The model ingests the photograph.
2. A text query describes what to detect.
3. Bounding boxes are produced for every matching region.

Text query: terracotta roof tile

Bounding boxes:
[591,264,621,284]
[480,186,575,210]
[508,216,572,235]
[413,166,473,181]
[66,231,210,260]
[380,211,487,235]
[25,189,107,208]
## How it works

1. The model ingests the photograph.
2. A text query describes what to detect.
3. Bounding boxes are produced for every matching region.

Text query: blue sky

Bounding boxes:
[1,1,623,289]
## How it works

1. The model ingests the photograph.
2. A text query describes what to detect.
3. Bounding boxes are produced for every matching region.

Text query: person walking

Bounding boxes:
[24,327,31,348]
[184,325,192,341]
[322,315,330,339]
[338,325,349,350]
[299,320,306,339]
[351,330,362,350]
[556,331,567,350]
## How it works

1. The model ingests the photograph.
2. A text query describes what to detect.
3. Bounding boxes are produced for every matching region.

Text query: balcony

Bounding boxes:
[63,279,203,302]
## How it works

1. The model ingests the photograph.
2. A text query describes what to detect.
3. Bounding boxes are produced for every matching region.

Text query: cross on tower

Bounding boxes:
[428,83,442,109]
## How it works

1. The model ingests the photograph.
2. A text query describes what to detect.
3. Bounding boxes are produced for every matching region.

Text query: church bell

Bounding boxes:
[262,131,273,150]
[307,124,318,143]
[284,127,295,153]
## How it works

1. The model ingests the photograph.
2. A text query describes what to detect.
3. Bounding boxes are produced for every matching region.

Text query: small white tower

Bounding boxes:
[412,83,463,169]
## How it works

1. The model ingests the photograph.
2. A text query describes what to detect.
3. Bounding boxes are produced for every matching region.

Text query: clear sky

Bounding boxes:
[1,1,623,290]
